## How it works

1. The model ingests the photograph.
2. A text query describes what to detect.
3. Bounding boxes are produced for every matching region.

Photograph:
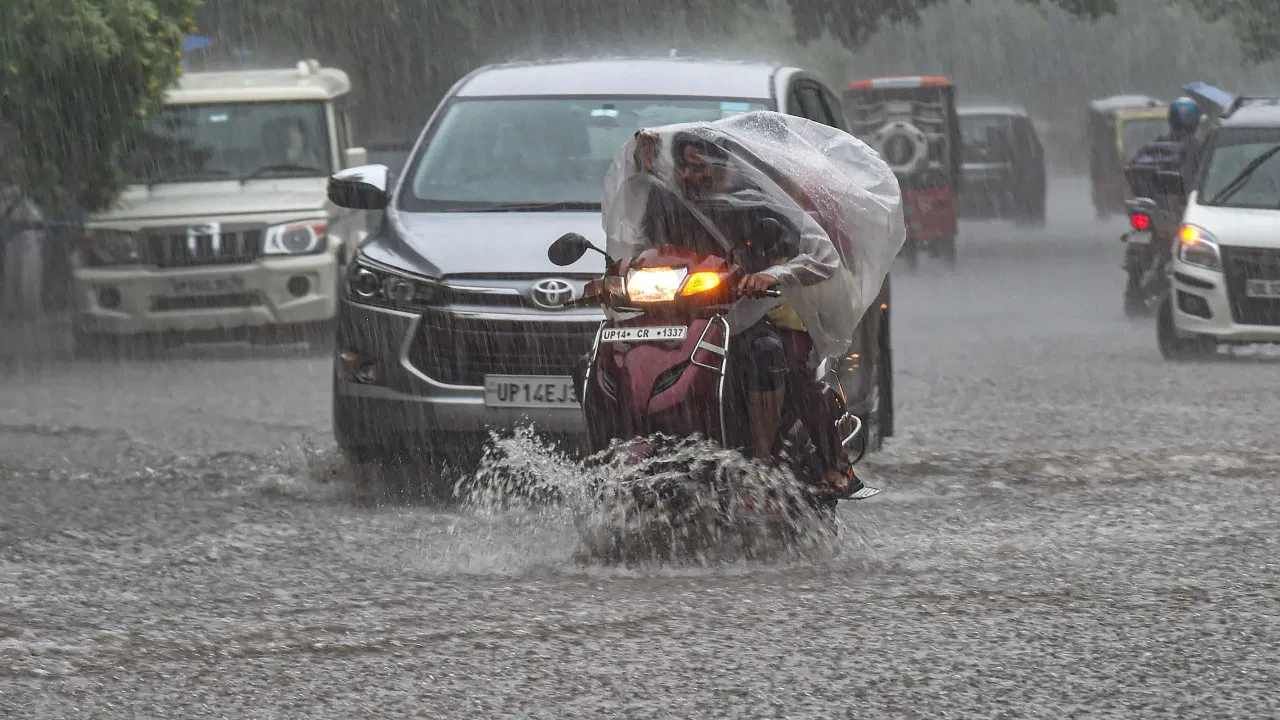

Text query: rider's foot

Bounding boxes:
[816,468,880,500]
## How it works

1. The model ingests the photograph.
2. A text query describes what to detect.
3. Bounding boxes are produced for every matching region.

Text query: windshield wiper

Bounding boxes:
[241,163,327,183]
[146,168,232,188]
[1209,144,1280,205]
[459,201,600,212]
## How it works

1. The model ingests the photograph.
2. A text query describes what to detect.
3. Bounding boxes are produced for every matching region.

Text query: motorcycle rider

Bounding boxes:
[635,129,876,499]
[1124,97,1203,301]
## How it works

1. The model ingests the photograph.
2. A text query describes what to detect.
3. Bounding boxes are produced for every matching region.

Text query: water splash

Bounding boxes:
[456,425,842,567]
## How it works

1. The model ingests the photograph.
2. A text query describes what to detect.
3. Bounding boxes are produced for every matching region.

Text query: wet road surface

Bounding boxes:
[3,177,1279,718]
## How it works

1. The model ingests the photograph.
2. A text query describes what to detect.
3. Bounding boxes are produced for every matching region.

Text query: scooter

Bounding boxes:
[1120,169,1186,317]
[547,232,868,519]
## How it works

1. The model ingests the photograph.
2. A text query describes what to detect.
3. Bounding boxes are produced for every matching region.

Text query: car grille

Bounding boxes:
[152,292,262,311]
[141,229,264,268]
[408,310,597,386]
[1221,245,1280,326]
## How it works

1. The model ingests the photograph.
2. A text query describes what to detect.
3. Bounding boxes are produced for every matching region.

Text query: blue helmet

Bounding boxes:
[1168,97,1202,135]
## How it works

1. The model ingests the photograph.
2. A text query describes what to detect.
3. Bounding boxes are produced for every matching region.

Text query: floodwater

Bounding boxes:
[2,177,1279,717]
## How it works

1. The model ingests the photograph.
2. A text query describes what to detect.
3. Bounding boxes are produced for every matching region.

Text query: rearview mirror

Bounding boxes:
[1155,170,1185,198]
[328,164,388,210]
[548,232,592,266]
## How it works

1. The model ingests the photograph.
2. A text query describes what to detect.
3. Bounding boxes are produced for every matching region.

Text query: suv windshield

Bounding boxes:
[123,101,332,184]
[400,96,768,212]
[1199,127,1280,209]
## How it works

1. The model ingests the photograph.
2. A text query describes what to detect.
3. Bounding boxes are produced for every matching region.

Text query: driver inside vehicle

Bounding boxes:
[636,130,876,498]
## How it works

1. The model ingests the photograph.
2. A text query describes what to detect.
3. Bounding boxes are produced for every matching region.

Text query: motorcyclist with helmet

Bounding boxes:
[1123,97,1204,309]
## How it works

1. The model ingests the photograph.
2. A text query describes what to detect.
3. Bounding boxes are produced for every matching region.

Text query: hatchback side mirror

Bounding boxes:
[548,232,601,266]
[329,164,388,210]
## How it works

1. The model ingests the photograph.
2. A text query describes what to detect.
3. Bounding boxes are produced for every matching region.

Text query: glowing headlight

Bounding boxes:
[626,267,687,303]
[1178,224,1222,271]
[264,220,327,255]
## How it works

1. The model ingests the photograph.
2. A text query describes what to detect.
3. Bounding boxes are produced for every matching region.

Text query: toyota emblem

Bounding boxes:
[530,278,575,308]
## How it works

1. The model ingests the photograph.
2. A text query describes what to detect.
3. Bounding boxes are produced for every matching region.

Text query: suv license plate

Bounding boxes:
[484,375,579,408]
[1245,279,1280,298]
[599,326,688,343]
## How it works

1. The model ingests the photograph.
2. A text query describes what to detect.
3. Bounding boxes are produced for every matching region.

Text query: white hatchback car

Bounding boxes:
[1160,99,1280,359]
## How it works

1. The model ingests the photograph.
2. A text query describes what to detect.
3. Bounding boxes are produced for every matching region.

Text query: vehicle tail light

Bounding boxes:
[1129,211,1153,232]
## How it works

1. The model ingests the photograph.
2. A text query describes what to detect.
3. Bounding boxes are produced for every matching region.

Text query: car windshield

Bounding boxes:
[960,114,1013,163]
[1199,127,1280,209]
[400,96,769,211]
[122,101,332,184]
[1119,117,1166,158]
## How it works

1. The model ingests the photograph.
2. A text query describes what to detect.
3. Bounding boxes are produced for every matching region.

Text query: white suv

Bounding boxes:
[1160,99,1280,359]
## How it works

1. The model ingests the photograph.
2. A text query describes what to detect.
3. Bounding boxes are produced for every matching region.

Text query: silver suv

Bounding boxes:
[328,59,893,462]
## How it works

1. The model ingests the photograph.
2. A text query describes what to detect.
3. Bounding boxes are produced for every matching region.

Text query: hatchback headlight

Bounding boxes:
[1177,224,1222,271]
[626,267,687,303]
[345,259,441,309]
[264,220,328,255]
[79,229,140,266]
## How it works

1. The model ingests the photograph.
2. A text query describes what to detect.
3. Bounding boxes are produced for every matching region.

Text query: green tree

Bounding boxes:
[0,0,199,215]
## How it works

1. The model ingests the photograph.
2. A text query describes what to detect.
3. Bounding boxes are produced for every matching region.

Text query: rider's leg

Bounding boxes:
[748,387,785,460]
[736,322,788,461]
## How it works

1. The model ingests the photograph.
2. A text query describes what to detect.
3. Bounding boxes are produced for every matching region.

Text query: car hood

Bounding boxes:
[1185,195,1280,249]
[90,178,327,224]
[366,211,608,278]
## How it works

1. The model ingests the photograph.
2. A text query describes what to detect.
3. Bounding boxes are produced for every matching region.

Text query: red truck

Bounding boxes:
[845,76,962,267]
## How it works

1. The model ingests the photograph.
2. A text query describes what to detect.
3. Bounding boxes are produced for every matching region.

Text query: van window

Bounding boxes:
[1198,126,1280,209]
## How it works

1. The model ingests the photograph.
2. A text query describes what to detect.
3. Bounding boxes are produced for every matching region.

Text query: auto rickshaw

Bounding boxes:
[1087,95,1166,217]
[845,76,962,267]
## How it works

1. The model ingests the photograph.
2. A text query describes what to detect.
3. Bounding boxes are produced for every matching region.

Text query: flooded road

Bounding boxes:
[3,177,1279,718]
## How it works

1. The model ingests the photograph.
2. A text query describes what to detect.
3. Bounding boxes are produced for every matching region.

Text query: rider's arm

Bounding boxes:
[755,209,840,288]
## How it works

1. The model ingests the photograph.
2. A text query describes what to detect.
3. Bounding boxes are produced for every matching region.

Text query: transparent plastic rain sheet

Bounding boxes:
[602,111,905,361]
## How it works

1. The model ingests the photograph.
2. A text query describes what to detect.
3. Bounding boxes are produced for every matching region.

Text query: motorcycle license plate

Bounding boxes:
[1245,279,1280,299]
[483,375,579,408]
[599,326,688,343]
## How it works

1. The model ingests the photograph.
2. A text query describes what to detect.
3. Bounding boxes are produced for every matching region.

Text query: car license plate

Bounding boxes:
[1245,279,1280,298]
[169,276,244,295]
[484,375,579,408]
[599,326,688,343]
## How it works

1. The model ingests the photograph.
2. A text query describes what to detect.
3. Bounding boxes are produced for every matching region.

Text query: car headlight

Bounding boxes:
[264,220,328,255]
[345,258,441,309]
[626,267,687,303]
[79,229,140,266]
[1178,225,1222,271]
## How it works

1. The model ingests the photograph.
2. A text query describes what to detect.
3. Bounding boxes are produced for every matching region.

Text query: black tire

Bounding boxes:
[1157,298,1214,361]
[901,237,919,270]
[878,286,894,440]
[938,235,957,269]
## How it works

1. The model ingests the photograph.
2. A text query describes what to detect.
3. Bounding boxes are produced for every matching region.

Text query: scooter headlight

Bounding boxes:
[1178,224,1222,271]
[626,267,687,303]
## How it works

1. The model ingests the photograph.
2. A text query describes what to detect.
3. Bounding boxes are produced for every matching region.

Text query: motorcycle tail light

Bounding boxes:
[1129,211,1153,232]
[679,271,723,296]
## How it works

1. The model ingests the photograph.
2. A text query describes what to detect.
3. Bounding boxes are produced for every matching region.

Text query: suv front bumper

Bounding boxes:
[332,298,595,450]
[73,252,337,335]
[1170,259,1280,343]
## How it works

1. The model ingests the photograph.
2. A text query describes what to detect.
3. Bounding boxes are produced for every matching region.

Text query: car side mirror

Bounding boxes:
[343,146,368,169]
[1155,170,1185,197]
[329,164,388,210]
[548,232,600,266]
